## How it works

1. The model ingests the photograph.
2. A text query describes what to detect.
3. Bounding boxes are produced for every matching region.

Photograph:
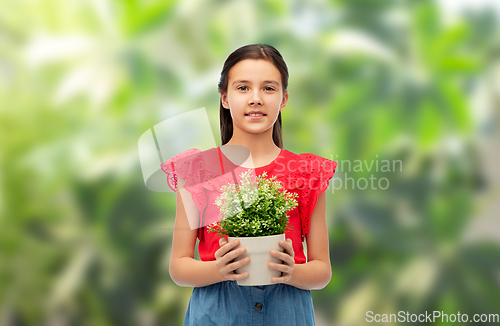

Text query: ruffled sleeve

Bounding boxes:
[160,148,235,226]
[295,153,337,241]
[160,148,210,216]
[160,148,201,192]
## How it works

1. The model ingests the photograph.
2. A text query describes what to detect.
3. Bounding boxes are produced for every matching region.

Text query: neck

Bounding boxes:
[223,127,281,166]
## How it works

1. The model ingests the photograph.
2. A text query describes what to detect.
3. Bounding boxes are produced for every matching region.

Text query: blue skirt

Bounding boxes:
[183,280,315,326]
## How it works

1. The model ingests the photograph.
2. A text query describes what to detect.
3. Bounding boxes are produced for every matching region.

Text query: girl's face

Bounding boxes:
[221,59,288,136]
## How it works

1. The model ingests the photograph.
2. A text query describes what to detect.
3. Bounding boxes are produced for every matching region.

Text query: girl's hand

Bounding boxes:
[214,238,250,281]
[269,238,295,284]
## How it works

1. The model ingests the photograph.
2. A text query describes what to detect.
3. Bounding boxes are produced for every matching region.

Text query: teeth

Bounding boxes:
[247,113,264,116]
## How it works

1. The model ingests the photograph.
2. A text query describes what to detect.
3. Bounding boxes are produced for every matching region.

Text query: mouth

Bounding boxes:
[245,112,266,120]
[245,111,266,117]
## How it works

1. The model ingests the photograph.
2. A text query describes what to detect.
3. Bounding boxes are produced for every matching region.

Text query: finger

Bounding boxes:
[280,239,293,251]
[215,238,227,258]
[226,272,249,281]
[268,262,292,274]
[271,274,289,283]
[271,250,294,265]
[217,245,246,265]
[227,256,250,272]
[280,239,294,257]
[225,246,247,264]
[271,249,285,261]
[216,239,239,258]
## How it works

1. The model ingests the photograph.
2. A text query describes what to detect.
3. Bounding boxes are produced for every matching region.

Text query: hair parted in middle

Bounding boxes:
[218,44,289,148]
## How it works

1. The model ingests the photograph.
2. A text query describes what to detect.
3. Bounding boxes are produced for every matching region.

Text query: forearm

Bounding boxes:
[170,257,224,287]
[287,259,332,290]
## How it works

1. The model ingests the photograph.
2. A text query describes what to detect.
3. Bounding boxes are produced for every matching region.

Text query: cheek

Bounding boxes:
[269,96,283,107]
[229,94,246,106]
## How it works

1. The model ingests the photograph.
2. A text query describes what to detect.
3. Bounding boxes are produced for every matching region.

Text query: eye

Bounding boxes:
[238,86,248,91]
[264,86,275,91]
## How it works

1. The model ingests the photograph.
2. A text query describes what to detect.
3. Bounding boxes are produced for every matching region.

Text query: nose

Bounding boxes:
[249,90,263,106]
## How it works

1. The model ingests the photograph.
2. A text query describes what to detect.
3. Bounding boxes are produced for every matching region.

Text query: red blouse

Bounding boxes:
[161,147,337,264]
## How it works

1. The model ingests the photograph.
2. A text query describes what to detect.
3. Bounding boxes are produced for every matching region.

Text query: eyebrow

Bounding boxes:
[231,79,280,87]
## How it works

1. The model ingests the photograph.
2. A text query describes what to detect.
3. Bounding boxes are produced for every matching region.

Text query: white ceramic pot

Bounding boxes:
[228,233,285,286]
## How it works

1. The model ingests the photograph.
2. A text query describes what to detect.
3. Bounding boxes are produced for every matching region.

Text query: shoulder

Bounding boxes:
[160,147,222,192]
[276,150,338,241]
[277,149,337,175]
[296,152,338,174]
[160,147,219,173]
[161,148,199,171]
[273,149,337,190]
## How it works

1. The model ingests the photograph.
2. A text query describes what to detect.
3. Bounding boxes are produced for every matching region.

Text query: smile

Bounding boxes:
[245,113,266,120]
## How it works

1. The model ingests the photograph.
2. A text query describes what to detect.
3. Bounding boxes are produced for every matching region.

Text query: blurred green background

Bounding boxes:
[1,0,500,325]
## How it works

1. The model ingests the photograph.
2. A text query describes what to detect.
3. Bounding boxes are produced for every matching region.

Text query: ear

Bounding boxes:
[280,91,289,111]
[221,92,229,109]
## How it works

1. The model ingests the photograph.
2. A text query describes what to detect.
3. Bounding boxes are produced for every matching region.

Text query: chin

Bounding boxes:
[247,126,274,134]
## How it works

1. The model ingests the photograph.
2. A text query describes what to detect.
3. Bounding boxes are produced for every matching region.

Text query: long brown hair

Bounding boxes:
[218,44,288,148]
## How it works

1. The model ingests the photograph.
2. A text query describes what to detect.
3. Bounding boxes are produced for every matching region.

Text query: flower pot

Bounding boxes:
[228,233,286,286]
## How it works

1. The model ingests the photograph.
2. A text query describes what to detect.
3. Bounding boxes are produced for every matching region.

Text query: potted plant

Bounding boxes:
[208,169,298,286]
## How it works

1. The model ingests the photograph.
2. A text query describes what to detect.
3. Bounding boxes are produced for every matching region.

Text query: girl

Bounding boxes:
[161,44,337,326]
